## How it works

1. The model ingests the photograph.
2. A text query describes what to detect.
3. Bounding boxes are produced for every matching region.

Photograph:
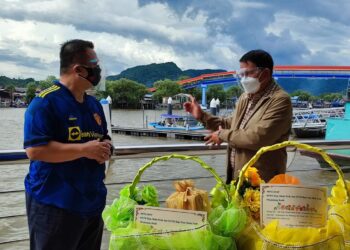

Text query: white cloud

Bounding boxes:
[266,12,350,65]
[0,0,349,80]
[0,0,221,79]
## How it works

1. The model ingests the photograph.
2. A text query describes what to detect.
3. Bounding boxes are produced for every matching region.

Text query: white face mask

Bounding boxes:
[240,76,261,94]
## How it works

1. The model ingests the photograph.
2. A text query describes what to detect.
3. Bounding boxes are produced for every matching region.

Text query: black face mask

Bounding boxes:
[79,65,102,86]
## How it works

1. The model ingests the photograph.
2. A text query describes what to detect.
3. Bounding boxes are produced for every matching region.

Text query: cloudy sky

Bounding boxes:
[0,0,349,80]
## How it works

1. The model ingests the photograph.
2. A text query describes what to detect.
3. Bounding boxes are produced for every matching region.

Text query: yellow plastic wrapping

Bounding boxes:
[235,141,350,249]
[328,179,350,248]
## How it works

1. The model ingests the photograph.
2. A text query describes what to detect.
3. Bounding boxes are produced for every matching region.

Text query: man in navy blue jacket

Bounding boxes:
[24,39,112,250]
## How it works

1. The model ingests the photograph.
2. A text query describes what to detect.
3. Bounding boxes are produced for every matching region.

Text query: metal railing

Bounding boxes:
[1,139,350,247]
[2,139,350,162]
[292,108,345,130]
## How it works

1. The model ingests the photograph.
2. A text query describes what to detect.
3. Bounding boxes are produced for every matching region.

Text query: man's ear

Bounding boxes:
[260,68,271,81]
[73,65,83,75]
[263,68,271,77]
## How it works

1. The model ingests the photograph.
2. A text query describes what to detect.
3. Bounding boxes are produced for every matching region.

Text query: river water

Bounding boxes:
[0,108,225,249]
[0,108,195,150]
[0,108,346,249]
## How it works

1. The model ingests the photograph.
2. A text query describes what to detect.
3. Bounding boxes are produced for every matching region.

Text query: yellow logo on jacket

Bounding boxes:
[68,126,81,141]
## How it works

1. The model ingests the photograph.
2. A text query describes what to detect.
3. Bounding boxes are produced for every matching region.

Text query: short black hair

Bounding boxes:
[239,49,274,75]
[59,39,94,75]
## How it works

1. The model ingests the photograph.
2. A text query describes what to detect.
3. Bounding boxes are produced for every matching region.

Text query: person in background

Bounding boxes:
[24,39,113,250]
[184,49,292,183]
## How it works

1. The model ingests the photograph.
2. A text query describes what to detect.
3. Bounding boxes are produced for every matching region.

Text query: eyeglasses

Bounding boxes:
[88,58,99,67]
[89,58,99,64]
[236,67,264,78]
[78,58,100,69]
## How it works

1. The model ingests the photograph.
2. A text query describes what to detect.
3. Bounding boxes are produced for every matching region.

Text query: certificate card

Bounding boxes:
[134,205,207,230]
[260,184,328,228]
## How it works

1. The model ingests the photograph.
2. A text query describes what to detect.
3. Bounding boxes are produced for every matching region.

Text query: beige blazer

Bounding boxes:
[200,83,292,183]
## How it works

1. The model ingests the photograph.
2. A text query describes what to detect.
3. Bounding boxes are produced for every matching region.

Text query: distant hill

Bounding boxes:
[277,78,348,96]
[220,78,349,96]
[0,76,35,88]
[106,62,226,87]
[182,69,226,78]
[1,63,348,96]
[219,78,348,96]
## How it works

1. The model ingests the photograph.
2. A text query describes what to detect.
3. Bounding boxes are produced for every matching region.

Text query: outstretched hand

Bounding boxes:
[204,126,223,146]
[183,95,203,120]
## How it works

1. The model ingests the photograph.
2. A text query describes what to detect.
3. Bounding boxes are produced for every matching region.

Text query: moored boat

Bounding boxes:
[292,107,344,138]
[300,83,350,167]
[300,149,350,170]
[148,114,205,131]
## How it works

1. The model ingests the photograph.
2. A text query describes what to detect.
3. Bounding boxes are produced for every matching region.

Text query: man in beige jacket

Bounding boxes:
[184,49,292,184]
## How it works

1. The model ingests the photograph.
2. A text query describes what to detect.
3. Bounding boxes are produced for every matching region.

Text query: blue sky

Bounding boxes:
[0,0,349,80]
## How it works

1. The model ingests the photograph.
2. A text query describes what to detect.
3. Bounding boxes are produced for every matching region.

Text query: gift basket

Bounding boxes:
[103,154,248,250]
[233,141,350,250]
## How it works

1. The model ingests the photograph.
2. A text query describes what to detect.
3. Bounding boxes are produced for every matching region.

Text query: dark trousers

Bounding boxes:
[26,193,104,250]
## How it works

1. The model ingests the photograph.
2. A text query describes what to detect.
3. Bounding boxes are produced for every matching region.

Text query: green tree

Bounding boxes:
[309,95,318,102]
[152,79,182,102]
[206,85,226,104]
[177,75,190,81]
[39,75,56,90]
[5,84,16,106]
[290,90,312,101]
[319,92,343,101]
[95,90,108,100]
[26,82,37,104]
[107,78,147,108]
[184,87,201,101]
[226,85,243,99]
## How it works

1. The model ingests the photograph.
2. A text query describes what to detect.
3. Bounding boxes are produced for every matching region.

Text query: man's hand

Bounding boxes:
[183,95,203,120]
[83,140,111,164]
[204,126,223,146]
[102,139,114,157]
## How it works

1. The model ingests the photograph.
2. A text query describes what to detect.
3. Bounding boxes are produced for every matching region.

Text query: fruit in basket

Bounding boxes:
[268,174,300,185]
[166,180,210,212]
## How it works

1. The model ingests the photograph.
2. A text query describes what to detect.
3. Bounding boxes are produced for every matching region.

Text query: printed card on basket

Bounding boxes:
[260,184,328,228]
[134,205,207,230]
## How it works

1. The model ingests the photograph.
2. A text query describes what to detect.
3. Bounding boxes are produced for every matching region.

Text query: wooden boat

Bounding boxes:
[300,149,350,169]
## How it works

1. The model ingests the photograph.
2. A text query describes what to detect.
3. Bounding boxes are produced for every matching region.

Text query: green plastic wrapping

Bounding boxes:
[140,185,159,207]
[209,201,247,237]
[109,223,236,250]
[102,196,137,231]
[103,185,159,231]
[103,154,241,250]
[210,185,228,209]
